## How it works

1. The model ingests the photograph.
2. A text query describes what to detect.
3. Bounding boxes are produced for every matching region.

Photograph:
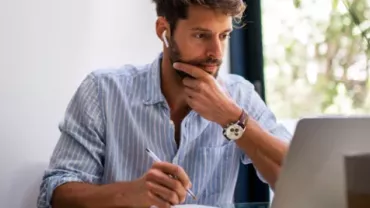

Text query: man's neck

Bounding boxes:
[160,58,189,114]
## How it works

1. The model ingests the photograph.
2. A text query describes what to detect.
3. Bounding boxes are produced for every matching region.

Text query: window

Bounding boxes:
[263,0,370,121]
[261,0,370,201]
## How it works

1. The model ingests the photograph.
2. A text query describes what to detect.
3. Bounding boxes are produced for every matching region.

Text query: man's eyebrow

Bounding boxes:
[190,27,233,33]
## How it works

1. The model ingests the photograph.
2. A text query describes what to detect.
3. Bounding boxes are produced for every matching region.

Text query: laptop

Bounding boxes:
[271,116,370,208]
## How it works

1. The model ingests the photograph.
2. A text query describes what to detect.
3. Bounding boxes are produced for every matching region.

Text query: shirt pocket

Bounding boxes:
[192,141,241,199]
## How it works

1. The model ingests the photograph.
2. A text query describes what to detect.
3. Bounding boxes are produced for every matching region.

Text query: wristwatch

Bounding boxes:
[223,109,249,141]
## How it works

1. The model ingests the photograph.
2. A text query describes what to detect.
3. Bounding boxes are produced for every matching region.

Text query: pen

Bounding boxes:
[145,148,197,200]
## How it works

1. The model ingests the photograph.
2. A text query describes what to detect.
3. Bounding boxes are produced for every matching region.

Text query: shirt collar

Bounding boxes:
[143,53,212,135]
[143,53,166,105]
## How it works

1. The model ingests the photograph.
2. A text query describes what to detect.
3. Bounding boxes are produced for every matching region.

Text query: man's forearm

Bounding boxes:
[235,118,289,189]
[52,181,137,208]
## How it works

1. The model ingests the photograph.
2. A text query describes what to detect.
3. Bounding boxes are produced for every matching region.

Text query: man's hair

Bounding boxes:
[152,0,246,33]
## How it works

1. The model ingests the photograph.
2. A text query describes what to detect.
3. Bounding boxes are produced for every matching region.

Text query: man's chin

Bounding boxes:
[175,68,219,79]
[176,70,194,79]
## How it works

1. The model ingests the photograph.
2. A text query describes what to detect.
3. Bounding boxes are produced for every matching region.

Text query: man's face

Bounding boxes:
[167,5,233,79]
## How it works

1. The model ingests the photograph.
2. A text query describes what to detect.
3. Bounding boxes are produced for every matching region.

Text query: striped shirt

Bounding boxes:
[37,53,291,207]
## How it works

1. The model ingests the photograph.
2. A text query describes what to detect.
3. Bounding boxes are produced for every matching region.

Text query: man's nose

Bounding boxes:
[206,38,223,60]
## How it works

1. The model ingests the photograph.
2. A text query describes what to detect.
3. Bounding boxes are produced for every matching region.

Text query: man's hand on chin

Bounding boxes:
[173,62,242,127]
[173,62,289,189]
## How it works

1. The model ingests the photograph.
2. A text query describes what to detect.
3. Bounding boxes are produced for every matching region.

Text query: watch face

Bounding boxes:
[225,124,244,140]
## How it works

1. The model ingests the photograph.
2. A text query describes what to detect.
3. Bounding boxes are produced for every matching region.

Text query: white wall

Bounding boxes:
[0,1,231,207]
[0,1,157,207]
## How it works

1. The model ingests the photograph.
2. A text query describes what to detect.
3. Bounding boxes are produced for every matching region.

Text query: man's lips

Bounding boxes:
[201,65,219,73]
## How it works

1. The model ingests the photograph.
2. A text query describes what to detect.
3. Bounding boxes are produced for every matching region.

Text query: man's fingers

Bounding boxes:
[146,167,188,205]
[182,78,208,95]
[147,190,172,208]
[146,167,188,198]
[182,77,200,90]
[146,181,184,205]
[184,87,197,99]
[152,162,192,189]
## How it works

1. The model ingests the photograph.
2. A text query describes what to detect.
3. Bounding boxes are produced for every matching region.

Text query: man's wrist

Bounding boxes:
[219,103,243,128]
[236,118,263,144]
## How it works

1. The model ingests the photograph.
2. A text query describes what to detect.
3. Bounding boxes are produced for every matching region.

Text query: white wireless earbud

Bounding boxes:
[162,30,169,48]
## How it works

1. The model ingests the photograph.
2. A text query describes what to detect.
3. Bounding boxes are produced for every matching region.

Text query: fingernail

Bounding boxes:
[173,63,179,68]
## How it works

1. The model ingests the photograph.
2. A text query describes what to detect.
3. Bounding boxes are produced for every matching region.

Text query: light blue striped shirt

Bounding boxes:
[37,53,291,207]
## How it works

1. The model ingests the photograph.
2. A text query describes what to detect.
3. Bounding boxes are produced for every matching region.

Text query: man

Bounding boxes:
[37,0,291,207]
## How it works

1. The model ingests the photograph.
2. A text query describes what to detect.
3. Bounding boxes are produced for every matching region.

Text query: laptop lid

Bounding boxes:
[271,116,370,208]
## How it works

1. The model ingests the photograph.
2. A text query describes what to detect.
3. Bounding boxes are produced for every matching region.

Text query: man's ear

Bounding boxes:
[155,17,170,47]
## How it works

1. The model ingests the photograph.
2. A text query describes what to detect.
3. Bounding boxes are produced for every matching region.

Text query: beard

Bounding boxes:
[167,37,222,79]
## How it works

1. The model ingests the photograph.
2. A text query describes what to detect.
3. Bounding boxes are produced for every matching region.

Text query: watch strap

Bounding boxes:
[238,109,248,129]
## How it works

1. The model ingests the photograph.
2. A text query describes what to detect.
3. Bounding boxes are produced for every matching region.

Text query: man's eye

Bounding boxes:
[195,34,205,39]
[220,34,231,40]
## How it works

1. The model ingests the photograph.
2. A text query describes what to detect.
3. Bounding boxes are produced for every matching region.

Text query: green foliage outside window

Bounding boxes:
[263,0,370,118]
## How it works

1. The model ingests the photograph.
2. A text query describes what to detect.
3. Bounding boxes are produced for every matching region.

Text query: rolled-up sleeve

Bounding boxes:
[37,73,105,208]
